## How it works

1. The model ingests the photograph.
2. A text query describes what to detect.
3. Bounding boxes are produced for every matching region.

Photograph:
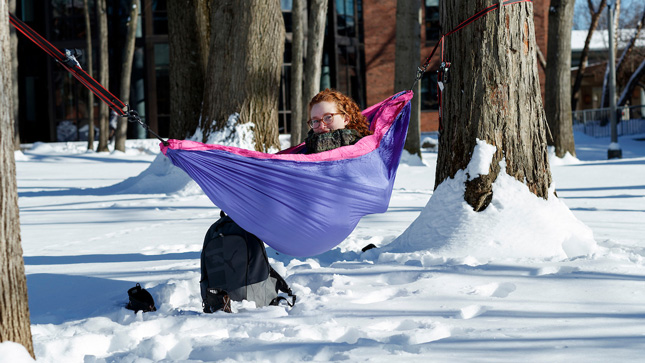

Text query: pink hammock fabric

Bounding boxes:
[161,91,413,256]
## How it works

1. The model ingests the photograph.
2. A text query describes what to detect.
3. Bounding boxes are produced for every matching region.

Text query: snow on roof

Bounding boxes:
[571,29,645,52]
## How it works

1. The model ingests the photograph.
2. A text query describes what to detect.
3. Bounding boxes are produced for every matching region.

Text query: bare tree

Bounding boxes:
[290,0,305,146]
[115,0,140,152]
[598,3,645,108]
[0,4,34,358]
[571,0,607,110]
[200,0,285,151]
[618,58,645,106]
[545,0,576,158]
[167,0,210,140]
[83,0,95,150]
[436,0,551,211]
[301,0,328,137]
[97,0,110,152]
[394,0,422,159]
[614,9,645,89]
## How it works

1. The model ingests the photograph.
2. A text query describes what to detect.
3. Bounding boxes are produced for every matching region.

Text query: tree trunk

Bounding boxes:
[571,0,606,111]
[436,0,552,211]
[97,0,110,152]
[290,0,305,146]
[83,0,95,150]
[168,0,210,140]
[200,0,285,152]
[545,0,576,158]
[0,4,34,358]
[302,0,328,136]
[115,0,140,152]
[9,0,19,151]
[394,0,422,159]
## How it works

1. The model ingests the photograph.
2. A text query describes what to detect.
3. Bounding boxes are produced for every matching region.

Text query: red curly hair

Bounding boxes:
[308,89,372,137]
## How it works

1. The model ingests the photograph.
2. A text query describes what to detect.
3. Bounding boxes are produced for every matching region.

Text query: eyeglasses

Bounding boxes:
[307,113,343,128]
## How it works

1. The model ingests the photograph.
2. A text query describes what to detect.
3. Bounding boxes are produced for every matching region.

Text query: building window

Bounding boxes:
[425,0,440,43]
[50,0,94,42]
[151,0,168,34]
[420,72,439,111]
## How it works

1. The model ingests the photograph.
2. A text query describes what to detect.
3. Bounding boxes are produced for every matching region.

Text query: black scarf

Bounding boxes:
[304,129,362,154]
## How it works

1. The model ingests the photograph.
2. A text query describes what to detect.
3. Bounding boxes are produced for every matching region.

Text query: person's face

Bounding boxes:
[309,101,348,134]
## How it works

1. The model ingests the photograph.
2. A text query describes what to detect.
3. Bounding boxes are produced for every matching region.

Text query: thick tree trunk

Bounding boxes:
[0,4,34,358]
[168,0,210,140]
[571,0,606,111]
[290,0,305,146]
[115,0,140,152]
[394,0,422,159]
[302,0,328,135]
[10,0,19,150]
[436,0,552,211]
[201,0,284,152]
[83,0,95,150]
[545,0,576,158]
[97,0,110,152]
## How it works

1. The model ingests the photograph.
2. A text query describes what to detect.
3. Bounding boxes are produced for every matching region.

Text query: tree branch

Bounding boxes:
[572,0,607,110]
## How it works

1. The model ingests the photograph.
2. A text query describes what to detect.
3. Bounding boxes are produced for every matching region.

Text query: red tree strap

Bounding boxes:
[9,12,128,116]
[418,0,533,76]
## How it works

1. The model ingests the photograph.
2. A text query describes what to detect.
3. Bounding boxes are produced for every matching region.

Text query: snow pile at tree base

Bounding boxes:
[387,142,597,261]
[0,341,35,363]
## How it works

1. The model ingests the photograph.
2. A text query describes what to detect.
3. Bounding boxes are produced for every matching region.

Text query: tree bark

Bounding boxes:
[83,0,95,150]
[394,0,422,159]
[200,0,285,152]
[302,0,328,135]
[9,0,19,150]
[97,0,110,152]
[536,43,547,71]
[436,0,552,211]
[290,0,305,146]
[571,0,606,110]
[545,0,576,158]
[168,0,210,140]
[115,0,140,152]
[0,4,34,358]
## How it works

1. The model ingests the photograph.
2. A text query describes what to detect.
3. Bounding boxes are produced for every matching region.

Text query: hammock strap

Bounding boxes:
[8,12,169,146]
[412,0,533,132]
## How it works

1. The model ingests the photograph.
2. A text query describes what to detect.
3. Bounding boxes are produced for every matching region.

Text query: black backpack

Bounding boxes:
[125,283,156,313]
[200,212,296,313]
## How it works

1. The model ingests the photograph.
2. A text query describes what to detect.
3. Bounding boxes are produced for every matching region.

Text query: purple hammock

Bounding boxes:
[161,91,413,256]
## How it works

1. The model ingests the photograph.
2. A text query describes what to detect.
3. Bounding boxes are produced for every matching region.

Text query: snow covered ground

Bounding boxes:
[3,131,645,362]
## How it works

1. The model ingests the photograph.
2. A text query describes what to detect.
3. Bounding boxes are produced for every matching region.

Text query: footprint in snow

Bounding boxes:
[469,282,516,298]
[352,287,407,304]
[458,305,488,319]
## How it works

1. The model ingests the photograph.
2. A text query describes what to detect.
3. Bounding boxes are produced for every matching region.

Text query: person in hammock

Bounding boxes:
[303,88,373,154]
[200,89,376,312]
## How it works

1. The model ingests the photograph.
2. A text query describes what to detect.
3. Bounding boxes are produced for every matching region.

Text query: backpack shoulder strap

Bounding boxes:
[269,267,296,307]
